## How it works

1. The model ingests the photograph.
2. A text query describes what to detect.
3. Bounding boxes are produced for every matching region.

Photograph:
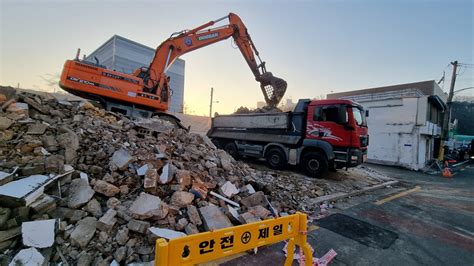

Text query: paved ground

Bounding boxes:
[223,163,474,266]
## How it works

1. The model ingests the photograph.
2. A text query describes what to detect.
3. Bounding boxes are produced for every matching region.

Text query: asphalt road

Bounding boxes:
[223,163,474,266]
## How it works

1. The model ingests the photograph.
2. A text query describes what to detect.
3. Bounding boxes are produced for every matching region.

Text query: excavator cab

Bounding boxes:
[258,72,287,107]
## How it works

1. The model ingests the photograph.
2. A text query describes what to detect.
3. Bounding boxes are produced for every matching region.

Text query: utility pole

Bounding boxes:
[438,60,458,161]
[209,87,214,118]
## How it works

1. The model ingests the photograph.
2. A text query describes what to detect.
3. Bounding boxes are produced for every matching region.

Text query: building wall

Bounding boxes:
[85,35,185,113]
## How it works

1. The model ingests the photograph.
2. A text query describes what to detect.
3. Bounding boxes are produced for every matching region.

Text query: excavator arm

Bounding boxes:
[139,13,287,107]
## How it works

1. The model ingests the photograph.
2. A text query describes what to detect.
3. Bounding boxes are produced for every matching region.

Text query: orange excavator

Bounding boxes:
[59,13,287,121]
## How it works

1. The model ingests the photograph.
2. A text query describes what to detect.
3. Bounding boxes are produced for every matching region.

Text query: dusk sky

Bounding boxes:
[1,0,473,115]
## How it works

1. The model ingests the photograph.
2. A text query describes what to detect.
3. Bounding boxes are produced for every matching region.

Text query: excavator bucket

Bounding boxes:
[258,72,287,107]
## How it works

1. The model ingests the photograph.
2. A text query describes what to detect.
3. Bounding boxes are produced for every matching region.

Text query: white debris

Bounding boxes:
[148,227,186,240]
[245,184,256,194]
[209,191,240,208]
[220,181,239,198]
[137,164,149,176]
[80,172,89,185]
[9,247,45,266]
[21,219,56,248]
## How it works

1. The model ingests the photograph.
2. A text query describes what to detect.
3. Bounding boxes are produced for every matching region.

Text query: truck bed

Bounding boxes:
[212,112,290,129]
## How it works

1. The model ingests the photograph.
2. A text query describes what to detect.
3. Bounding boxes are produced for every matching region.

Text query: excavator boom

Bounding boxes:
[59,13,286,119]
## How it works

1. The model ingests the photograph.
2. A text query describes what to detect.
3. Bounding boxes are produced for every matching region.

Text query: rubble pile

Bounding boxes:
[0,87,291,265]
[234,105,282,114]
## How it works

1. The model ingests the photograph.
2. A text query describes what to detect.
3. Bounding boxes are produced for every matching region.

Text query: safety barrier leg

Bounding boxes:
[284,238,296,266]
[297,212,313,266]
[156,238,169,265]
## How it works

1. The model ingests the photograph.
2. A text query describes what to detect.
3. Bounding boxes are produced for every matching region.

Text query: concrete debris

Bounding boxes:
[29,194,56,214]
[67,178,95,209]
[129,192,167,220]
[148,227,186,240]
[220,181,239,197]
[97,209,117,232]
[0,167,17,186]
[115,227,129,245]
[170,191,194,208]
[186,205,202,226]
[0,117,13,130]
[176,218,188,231]
[70,217,97,248]
[199,205,233,231]
[27,123,48,135]
[245,184,256,194]
[0,174,61,207]
[21,219,56,248]
[111,148,134,170]
[159,163,173,184]
[85,198,103,217]
[94,180,120,197]
[248,205,271,219]
[184,223,199,235]
[137,164,149,176]
[241,191,267,208]
[144,168,158,192]
[239,212,261,224]
[9,247,45,266]
[127,219,150,234]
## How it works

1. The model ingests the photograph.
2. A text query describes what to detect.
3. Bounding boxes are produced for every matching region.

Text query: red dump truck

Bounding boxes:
[207,99,369,177]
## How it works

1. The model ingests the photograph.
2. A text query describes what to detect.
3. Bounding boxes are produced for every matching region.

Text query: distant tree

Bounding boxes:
[451,100,474,135]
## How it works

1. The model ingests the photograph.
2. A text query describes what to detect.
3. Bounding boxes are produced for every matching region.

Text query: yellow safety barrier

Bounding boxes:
[155,212,313,266]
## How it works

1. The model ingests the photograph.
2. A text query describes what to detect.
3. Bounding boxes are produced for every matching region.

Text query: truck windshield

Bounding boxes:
[352,106,367,126]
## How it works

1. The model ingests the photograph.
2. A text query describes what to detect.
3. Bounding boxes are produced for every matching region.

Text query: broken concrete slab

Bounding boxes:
[136,164,149,176]
[127,219,150,234]
[97,209,117,232]
[0,208,11,228]
[129,192,168,220]
[111,148,134,170]
[199,205,232,231]
[176,170,191,188]
[85,198,102,217]
[94,180,120,197]
[0,227,21,243]
[144,168,158,193]
[217,150,234,171]
[170,191,194,208]
[0,117,13,130]
[148,227,186,240]
[159,163,173,184]
[0,167,18,186]
[186,205,202,226]
[21,219,56,248]
[220,181,239,198]
[240,191,267,208]
[184,223,199,235]
[70,217,97,248]
[245,184,256,194]
[67,178,95,209]
[248,205,271,219]
[239,212,261,224]
[27,123,48,135]
[9,247,45,266]
[0,173,69,208]
[30,194,56,214]
[176,218,188,231]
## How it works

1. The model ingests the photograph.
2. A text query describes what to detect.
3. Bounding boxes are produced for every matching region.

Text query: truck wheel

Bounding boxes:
[224,142,240,159]
[302,152,328,178]
[266,148,286,170]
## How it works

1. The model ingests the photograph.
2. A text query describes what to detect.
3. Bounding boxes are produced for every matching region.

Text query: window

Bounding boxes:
[313,106,346,124]
[352,106,366,126]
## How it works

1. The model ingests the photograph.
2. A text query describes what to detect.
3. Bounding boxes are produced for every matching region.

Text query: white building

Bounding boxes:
[327,80,447,170]
[84,35,185,113]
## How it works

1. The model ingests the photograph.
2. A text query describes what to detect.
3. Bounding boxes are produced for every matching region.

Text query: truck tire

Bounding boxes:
[266,148,286,170]
[224,142,240,159]
[301,152,328,178]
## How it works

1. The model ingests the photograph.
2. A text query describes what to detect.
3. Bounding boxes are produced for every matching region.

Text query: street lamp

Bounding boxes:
[209,87,219,118]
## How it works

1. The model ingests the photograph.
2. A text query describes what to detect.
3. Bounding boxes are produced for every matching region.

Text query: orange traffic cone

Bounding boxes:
[442,161,453,178]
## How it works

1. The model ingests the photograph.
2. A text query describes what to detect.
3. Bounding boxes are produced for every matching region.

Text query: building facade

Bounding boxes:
[327,80,447,170]
[84,35,185,113]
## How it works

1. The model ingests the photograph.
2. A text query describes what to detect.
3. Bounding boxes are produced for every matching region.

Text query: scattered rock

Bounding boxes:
[127,219,150,234]
[148,227,186,240]
[21,219,56,248]
[70,217,97,248]
[85,198,103,217]
[170,191,194,208]
[115,227,129,245]
[199,205,232,231]
[111,149,134,170]
[220,181,239,198]
[94,180,120,197]
[176,218,188,231]
[186,205,202,226]
[129,192,168,220]
[184,223,200,235]
[9,247,45,266]
[97,209,117,232]
[67,179,95,209]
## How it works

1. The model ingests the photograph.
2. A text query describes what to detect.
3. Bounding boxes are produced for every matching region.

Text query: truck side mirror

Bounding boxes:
[338,106,348,124]
[365,110,369,117]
